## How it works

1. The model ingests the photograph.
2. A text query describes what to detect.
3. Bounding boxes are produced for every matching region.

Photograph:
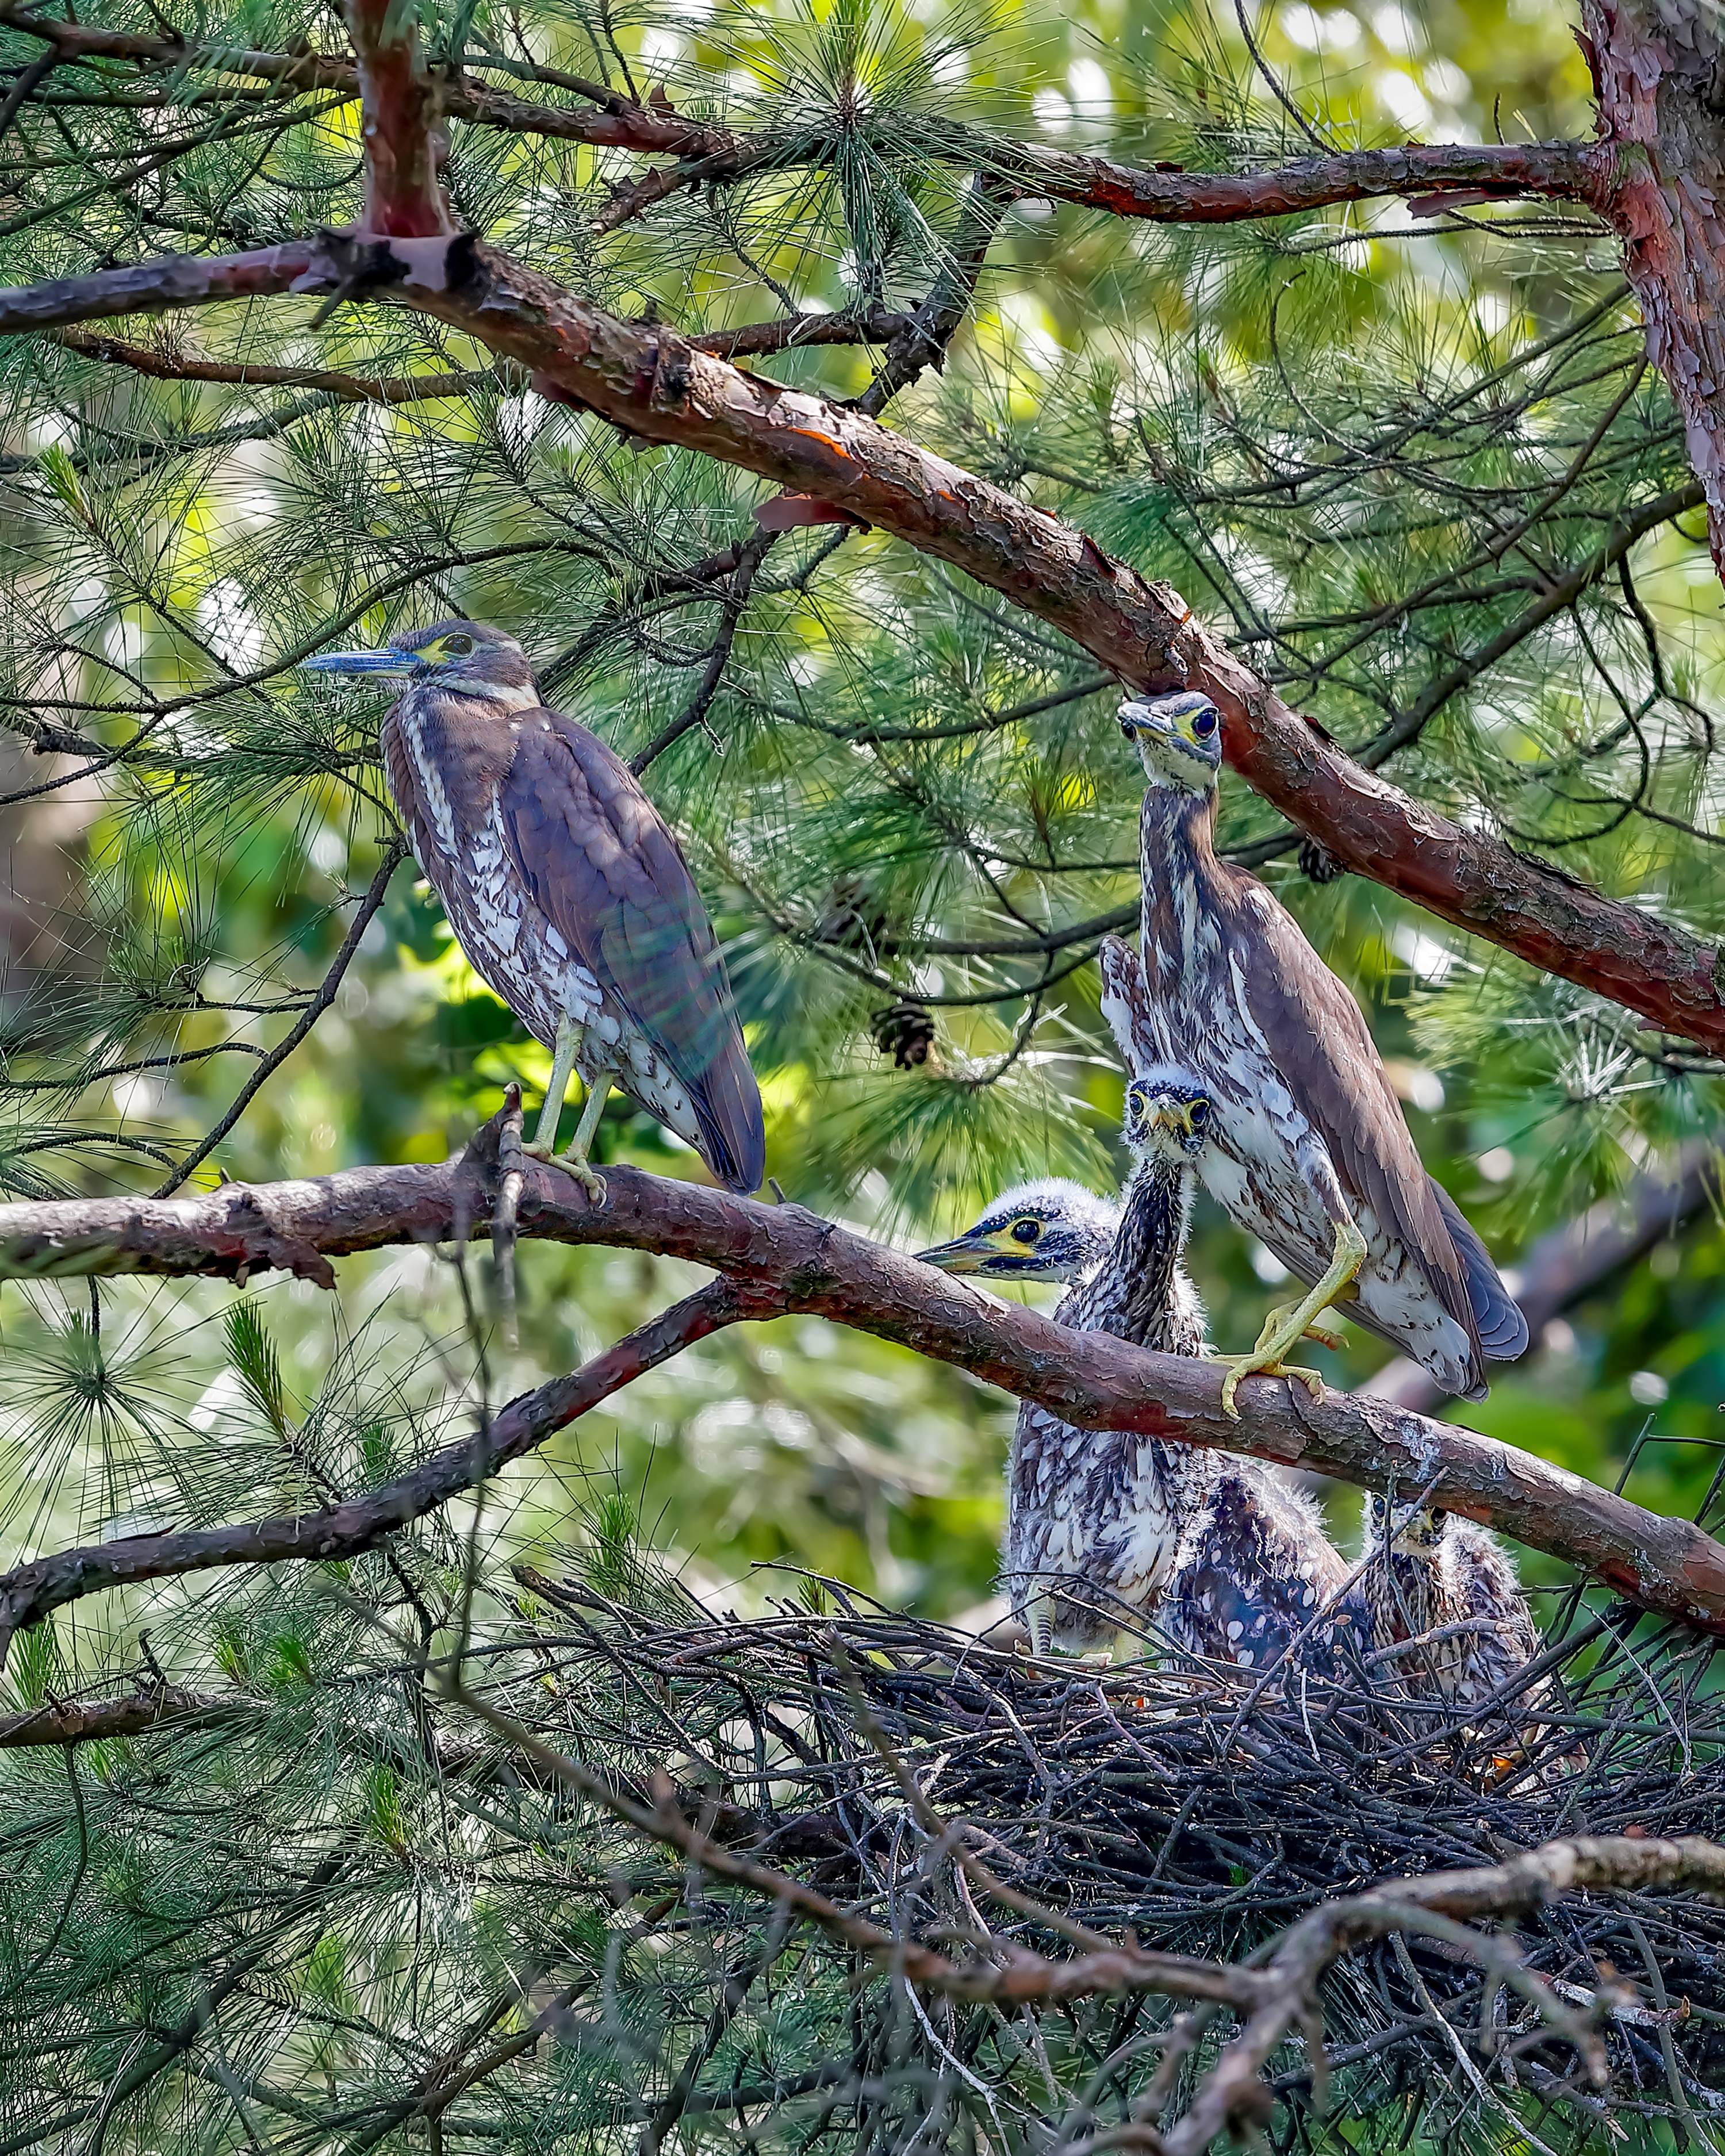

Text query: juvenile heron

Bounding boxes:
[1119,1045,1361,1678]
[1362,1494,1540,1710]
[916,1168,1212,1656]
[917,994,1352,1675]
[302,621,765,1199]
[1113,694,1526,1414]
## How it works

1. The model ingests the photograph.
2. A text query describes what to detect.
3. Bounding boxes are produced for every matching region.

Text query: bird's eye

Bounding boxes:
[1188,1098,1210,1127]
[444,634,475,657]
[1119,717,1134,739]
[1009,1218,1041,1244]
[1191,706,1218,739]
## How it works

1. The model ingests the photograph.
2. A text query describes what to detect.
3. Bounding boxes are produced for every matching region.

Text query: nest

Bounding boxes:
[492,1561,1725,2150]
[9,1550,1725,2155]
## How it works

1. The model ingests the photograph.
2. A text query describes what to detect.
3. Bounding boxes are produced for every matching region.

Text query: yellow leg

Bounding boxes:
[524,1022,609,1203]
[1212,1218,1368,1419]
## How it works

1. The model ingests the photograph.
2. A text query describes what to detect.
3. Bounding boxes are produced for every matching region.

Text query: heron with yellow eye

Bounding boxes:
[301,619,765,1202]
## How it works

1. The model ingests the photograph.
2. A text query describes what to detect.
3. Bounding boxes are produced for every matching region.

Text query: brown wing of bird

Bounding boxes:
[1225,875,1486,1391]
[497,708,766,1195]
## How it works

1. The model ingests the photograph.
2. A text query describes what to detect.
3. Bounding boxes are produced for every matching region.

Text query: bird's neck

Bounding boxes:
[1139,781,1225,1004]
[1083,1152,1192,1351]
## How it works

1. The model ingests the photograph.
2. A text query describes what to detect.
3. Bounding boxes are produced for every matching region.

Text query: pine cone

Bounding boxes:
[1298,837,1346,884]
[870,1000,935,1069]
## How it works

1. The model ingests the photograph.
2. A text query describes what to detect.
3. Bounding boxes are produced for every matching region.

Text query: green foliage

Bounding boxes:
[1,0,1723,2142]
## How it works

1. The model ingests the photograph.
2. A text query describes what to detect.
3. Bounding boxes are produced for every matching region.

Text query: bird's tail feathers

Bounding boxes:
[1430,1180,1529,1361]
[693,1035,767,1195]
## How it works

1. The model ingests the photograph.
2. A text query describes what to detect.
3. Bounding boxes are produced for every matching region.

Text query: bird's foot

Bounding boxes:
[523,1142,607,1205]
[1252,1300,1345,1355]
[1210,1352,1327,1420]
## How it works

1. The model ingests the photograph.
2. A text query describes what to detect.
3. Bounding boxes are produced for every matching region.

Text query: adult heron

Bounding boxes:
[302,621,765,1200]
[1111,694,1526,1415]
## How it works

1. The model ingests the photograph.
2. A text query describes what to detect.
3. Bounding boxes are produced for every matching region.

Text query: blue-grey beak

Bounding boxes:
[913,1232,992,1274]
[300,647,415,677]
[1118,701,1172,739]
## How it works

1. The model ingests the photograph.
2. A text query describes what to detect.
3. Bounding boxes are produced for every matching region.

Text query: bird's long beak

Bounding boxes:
[1156,1100,1199,1140]
[299,647,416,677]
[913,1232,995,1273]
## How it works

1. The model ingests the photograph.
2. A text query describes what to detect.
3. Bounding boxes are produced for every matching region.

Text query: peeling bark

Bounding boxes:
[1585,0,1725,570]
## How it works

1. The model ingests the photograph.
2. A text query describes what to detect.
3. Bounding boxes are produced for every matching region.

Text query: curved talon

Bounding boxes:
[1214,1353,1327,1420]
[1301,1321,1347,1352]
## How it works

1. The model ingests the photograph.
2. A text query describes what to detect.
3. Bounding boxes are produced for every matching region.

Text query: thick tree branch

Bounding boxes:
[0,236,1718,1046]
[1584,0,1725,569]
[343,0,448,237]
[2,1148,1724,1645]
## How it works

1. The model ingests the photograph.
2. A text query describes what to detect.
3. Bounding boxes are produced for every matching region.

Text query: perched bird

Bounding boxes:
[302,621,765,1199]
[917,1023,1353,1676]
[1360,1493,1541,1712]
[916,1170,1212,1656]
[1111,693,1527,1415]
[1120,1053,1362,1678]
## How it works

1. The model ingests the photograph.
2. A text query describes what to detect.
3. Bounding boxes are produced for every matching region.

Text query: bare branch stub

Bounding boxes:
[342,0,453,240]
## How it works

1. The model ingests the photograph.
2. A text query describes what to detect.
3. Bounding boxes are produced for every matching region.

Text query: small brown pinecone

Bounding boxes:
[1298,837,1346,884]
[871,1000,936,1069]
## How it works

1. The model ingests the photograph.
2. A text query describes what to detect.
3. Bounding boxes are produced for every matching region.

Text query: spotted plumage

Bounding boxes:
[921,1169,1210,1654]
[920,1136,1349,1672]
[1111,979,1362,1679]
[1154,1469,1359,1679]
[1362,1495,1541,1711]
[302,621,765,1197]
[1110,693,1527,1411]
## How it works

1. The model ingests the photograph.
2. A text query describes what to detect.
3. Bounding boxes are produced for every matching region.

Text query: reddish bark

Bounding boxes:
[407,245,1725,1052]
[0,6,730,158]
[1,1150,1723,1643]
[342,0,450,237]
[1584,0,1725,571]
[1,228,1720,1049]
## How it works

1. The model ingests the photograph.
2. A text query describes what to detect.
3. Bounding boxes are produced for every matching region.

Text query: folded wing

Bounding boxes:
[497,709,765,1194]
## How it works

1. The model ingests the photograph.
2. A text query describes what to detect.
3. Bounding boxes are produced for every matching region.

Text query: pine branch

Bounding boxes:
[2,228,1719,1046]
[2,1129,1724,1645]
[0,1264,745,1666]
[49,330,511,403]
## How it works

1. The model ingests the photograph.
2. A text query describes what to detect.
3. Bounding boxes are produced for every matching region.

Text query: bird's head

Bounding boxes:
[1365,1493,1448,1554]
[914,1178,1120,1282]
[1118,692,1223,793]
[300,620,536,703]
[1124,1069,1216,1161]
